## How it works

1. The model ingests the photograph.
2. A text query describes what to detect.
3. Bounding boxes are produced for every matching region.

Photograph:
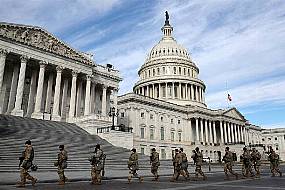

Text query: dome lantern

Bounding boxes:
[161,11,174,40]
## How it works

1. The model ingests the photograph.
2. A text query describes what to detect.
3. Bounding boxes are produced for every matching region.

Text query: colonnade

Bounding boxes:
[135,82,205,103]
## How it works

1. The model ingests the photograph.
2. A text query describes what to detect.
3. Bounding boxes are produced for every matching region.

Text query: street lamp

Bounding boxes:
[109,107,119,130]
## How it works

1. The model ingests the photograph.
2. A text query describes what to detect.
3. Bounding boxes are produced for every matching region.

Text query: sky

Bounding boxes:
[0,0,284,128]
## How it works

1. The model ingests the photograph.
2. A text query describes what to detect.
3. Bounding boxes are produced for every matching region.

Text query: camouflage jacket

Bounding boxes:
[223,151,234,163]
[58,150,68,164]
[150,151,159,165]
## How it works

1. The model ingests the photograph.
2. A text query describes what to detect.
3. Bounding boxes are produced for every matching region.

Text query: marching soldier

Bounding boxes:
[128,148,143,183]
[223,147,238,180]
[170,149,188,182]
[89,144,105,185]
[180,148,190,179]
[268,149,282,177]
[150,148,160,181]
[17,140,37,188]
[191,147,206,180]
[241,147,254,178]
[55,145,68,185]
[251,148,261,178]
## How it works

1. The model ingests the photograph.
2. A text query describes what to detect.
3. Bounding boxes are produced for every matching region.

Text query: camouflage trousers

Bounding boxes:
[172,168,188,180]
[253,164,260,176]
[57,167,66,182]
[151,165,159,179]
[270,163,282,176]
[244,162,254,177]
[20,167,35,184]
[224,162,238,177]
[195,165,205,177]
[91,166,102,184]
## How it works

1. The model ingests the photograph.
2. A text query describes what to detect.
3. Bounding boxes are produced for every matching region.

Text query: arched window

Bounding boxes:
[171,131,175,141]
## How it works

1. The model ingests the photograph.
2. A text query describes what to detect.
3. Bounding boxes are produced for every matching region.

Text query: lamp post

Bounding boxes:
[109,107,118,130]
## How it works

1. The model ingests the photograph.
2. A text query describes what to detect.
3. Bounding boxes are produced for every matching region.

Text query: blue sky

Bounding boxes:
[1,0,285,128]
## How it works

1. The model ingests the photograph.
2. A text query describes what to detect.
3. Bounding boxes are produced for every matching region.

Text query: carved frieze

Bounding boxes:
[0,23,93,65]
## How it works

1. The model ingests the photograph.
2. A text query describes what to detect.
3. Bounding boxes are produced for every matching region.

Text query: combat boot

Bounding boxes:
[128,176,132,184]
[139,176,143,182]
[224,174,230,180]
[16,182,25,188]
[279,171,282,177]
[58,180,65,185]
[203,175,207,181]
[31,178,37,186]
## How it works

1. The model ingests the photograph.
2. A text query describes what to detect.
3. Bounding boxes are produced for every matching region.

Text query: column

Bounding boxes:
[195,85,198,101]
[185,84,188,100]
[223,121,228,143]
[241,126,244,142]
[68,71,77,120]
[51,66,63,121]
[25,71,37,117]
[84,75,91,116]
[32,61,47,119]
[158,83,161,99]
[60,78,69,120]
[11,55,28,117]
[76,81,82,116]
[152,84,155,98]
[209,120,213,145]
[191,84,194,101]
[234,124,238,143]
[101,85,107,116]
[205,120,209,144]
[113,88,118,126]
[200,119,204,143]
[219,121,224,144]
[213,121,217,144]
[6,64,19,113]
[146,85,149,97]
[195,118,199,142]
[202,88,205,103]
[165,83,168,99]
[0,49,7,102]
[90,82,95,114]
[178,82,181,99]
[172,82,175,99]
[231,123,234,143]
[45,72,54,114]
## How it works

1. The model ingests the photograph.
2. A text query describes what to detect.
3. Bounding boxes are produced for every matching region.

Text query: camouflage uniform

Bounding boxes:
[251,149,261,177]
[17,144,37,187]
[223,150,238,180]
[128,150,143,183]
[90,149,105,184]
[191,150,206,180]
[181,151,190,179]
[242,149,254,178]
[57,149,68,184]
[268,151,282,177]
[150,150,160,181]
[170,150,187,181]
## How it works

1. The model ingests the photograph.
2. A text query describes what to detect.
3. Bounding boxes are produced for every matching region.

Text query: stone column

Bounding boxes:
[234,124,238,143]
[223,122,228,143]
[191,84,194,101]
[241,126,244,142]
[152,84,155,98]
[113,88,118,126]
[101,85,107,116]
[76,80,82,116]
[11,55,28,117]
[158,83,161,99]
[25,71,37,117]
[165,83,168,99]
[0,49,7,103]
[6,64,19,113]
[195,118,199,142]
[90,82,96,114]
[84,75,91,116]
[231,123,234,143]
[205,120,209,144]
[45,72,54,114]
[178,82,181,99]
[213,121,217,144]
[172,82,175,99]
[51,66,63,121]
[146,85,149,97]
[209,120,213,145]
[200,119,204,143]
[219,121,224,144]
[185,84,188,100]
[60,78,69,120]
[32,61,47,119]
[68,71,77,120]
[195,85,198,101]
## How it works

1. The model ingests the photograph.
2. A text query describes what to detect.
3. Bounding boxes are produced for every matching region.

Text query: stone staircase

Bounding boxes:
[0,114,156,172]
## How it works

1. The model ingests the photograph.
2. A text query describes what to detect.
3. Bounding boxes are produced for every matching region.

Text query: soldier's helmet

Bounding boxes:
[151,148,156,152]
[195,147,199,151]
[131,148,136,153]
[25,140,31,145]
[180,148,184,152]
[59,145,64,150]
[243,147,247,151]
[225,147,230,151]
[175,149,179,152]
[96,144,100,149]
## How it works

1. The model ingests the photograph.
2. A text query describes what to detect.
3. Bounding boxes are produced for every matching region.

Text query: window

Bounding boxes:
[150,128,154,140]
[262,138,265,141]
[178,120,181,124]
[161,117,163,121]
[183,68,186,75]
[268,138,271,141]
[178,132,182,142]
[140,128,145,139]
[171,119,173,124]
[120,112,125,118]
[162,86,166,97]
[160,127,164,140]
[149,70,150,77]
[174,86,178,98]
[174,67,176,74]
[171,132,175,141]
[150,114,154,119]
[163,67,165,74]
[188,69,190,76]
[157,68,160,75]
[153,69,155,76]
[161,149,166,159]
[179,67,181,74]
[275,137,278,141]
[141,112,145,118]
[141,147,145,154]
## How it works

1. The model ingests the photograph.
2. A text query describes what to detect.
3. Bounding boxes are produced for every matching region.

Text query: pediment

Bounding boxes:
[222,108,245,121]
[0,22,93,65]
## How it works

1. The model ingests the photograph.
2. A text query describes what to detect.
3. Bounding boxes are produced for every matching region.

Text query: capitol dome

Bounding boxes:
[134,12,206,107]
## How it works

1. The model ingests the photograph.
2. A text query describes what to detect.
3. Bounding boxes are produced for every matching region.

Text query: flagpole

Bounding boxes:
[226,82,230,109]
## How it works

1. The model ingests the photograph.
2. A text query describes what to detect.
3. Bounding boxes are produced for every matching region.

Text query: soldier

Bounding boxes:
[222,147,238,180]
[170,149,186,181]
[251,148,261,178]
[55,145,68,185]
[191,147,206,180]
[241,147,254,178]
[89,144,105,185]
[180,148,190,179]
[150,148,160,181]
[128,148,143,183]
[268,149,282,177]
[16,140,37,187]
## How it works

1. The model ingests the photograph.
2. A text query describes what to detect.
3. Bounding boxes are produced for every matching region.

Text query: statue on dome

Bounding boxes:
[164,11,170,26]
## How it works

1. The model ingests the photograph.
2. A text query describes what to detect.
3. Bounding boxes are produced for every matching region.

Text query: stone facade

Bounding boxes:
[117,15,267,161]
[0,22,121,133]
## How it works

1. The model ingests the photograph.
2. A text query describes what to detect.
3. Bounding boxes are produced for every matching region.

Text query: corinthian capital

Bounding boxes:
[56,65,64,73]
[39,60,48,68]
[0,48,8,57]
[20,55,29,63]
[72,70,79,77]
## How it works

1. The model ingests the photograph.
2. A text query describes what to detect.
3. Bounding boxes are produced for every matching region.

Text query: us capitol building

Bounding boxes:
[0,13,284,161]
